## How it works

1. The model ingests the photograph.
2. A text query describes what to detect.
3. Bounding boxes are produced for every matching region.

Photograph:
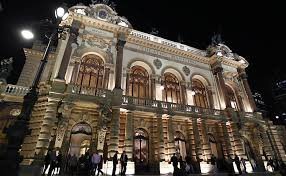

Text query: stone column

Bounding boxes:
[221,122,232,156]
[124,111,134,160]
[211,61,231,109]
[103,67,110,89]
[200,119,211,161]
[108,107,120,157]
[156,114,165,161]
[237,67,257,112]
[186,120,194,157]
[180,82,187,105]
[35,98,59,156]
[114,35,126,89]
[154,75,163,101]
[192,118,202,161]
[167,116,176,159]
[70,61,80,84]
[57,23,79,80]
[206,86,214,108]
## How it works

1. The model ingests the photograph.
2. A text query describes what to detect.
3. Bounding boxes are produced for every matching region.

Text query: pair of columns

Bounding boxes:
[211,60,257,112]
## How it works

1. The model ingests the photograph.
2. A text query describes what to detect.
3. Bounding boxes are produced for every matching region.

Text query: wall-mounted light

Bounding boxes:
[276,115,279,119]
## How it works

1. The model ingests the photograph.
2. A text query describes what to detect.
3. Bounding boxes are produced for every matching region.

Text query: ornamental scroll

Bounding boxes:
[96,103,111,151]
[54,103,73,149]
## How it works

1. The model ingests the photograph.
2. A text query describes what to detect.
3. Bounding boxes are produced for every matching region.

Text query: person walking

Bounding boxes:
[241,157,247,173]
[120,151,128,176]
[112,151,118,176]
[234,154,242,174]
[91,151,101,176]
[97,155,104,176]
[267,157,274,171]
[42,149,51,175]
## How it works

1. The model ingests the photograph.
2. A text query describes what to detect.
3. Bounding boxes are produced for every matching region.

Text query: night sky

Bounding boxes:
[0,0,285,106]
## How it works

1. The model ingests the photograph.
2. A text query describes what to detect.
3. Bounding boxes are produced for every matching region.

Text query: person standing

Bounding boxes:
[70,154,78,176]
[47,150,57,176]
[112,151,118,176]
[234,154,242,174]
[210,154,217,173]
[42,149,51,175]
[171,153,178,175]
[120,151,128,176]
[56,151,62,175]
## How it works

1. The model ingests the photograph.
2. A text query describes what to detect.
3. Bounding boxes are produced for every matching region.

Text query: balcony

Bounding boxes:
[122,95,224,119]
[0,84,29,101]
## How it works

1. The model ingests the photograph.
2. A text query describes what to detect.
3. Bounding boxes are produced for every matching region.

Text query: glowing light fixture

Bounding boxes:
[21,30,34,40]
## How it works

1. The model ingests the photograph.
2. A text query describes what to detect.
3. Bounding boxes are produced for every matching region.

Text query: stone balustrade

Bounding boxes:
[68,84,111,98]
[0,84,29,97]
[122,95,223,118]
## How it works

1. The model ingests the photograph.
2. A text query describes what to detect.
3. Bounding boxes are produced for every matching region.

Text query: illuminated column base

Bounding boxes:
[200,161,213,174]
[102,161,134,175]
[159,161,173,174]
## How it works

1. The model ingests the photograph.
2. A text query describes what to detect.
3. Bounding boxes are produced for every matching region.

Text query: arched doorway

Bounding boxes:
[208,133,223,159]
[69,122,92,157]
[174,131,186,160]
[134,128,149,173]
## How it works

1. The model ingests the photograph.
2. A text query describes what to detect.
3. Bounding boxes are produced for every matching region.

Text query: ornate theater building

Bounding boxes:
[1,3,286,175]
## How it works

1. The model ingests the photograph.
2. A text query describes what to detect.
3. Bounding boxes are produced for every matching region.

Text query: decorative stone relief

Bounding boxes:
[10,108,21,116]
[182,66,190,76]
[153,59,162,69]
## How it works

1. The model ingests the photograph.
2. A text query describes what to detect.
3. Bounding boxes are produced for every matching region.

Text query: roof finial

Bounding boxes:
[211,33,223,46]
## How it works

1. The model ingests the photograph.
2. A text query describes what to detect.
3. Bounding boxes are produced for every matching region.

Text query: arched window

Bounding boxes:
[128,66,149,98]
[163,72,181,103]
[192,79,209,108]
[174,131,186,160]
[226,85,239,111]
[76,54,104,89]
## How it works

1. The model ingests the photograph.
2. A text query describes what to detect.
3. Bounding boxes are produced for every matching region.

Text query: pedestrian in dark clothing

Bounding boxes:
[171,153,178,175]
[70,154,77,176]
[47,150,57,176]
[234,154,242,174]
[120,151,128,176]
[211,154,217,173]
[267,157,274,171]
[55,151,62,175]
[42,149,51,175]
[97,155,104,176]
[241,158,247,173]
[112,151,118,176]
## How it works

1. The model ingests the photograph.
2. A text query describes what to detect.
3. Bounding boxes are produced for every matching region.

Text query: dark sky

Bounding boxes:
[0,0,285,105]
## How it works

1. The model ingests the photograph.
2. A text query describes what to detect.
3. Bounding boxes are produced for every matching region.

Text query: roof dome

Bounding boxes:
[69,3,132,28]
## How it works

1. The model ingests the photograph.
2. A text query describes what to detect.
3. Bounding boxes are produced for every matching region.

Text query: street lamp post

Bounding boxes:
[0,6,68,176]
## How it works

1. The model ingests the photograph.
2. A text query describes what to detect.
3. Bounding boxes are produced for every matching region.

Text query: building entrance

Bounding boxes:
[68,122,92,157]
[134,128,149,174]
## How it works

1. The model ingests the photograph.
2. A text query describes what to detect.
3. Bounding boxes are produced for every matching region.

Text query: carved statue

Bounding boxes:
[211,33,223,46]
[0,57,13,84]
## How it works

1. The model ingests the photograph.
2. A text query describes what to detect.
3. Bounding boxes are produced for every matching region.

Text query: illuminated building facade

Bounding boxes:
[0,3,286,174]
